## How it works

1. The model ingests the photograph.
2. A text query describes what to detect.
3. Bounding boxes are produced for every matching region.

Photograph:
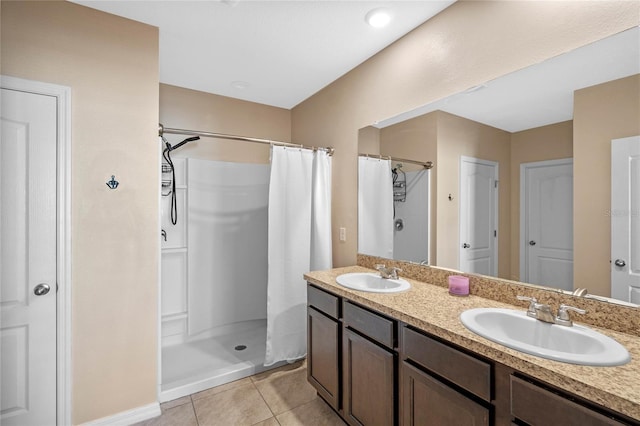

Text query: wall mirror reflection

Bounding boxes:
[357,27,639,306]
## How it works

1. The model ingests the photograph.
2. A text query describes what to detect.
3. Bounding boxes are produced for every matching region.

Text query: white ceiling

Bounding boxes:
[376,26,640,132]
[72,0,455,109]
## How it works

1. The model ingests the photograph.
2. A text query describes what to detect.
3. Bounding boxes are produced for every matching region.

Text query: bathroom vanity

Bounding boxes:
[305,265,640,426]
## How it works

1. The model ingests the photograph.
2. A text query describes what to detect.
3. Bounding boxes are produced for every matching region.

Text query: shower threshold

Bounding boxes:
[159,319,284,403]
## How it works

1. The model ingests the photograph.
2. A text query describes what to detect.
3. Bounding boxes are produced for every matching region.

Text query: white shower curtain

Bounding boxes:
[358,156,394,258]
[311,150,333,271]
[265,146,332,366]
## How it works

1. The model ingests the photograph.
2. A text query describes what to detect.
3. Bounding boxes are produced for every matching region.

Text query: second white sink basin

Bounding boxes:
[336,272,410,293]
[460,308,630,366]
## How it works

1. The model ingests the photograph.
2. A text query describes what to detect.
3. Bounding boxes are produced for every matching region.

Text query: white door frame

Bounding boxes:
[1,75,72,425]
[519,158,573,283]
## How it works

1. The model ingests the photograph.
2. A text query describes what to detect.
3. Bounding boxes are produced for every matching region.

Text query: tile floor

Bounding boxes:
[137,360,346,426]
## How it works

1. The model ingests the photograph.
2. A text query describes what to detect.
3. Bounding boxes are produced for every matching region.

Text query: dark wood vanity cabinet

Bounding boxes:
[307,285,341,409]
[401,361,489,426]
[400,326,491,426]
[307,284,398,425]
[343,301,397,426]
[306,283,639,426]
[509,376,637,426]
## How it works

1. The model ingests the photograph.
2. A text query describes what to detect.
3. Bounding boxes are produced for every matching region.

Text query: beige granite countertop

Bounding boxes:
[305,266,640,421]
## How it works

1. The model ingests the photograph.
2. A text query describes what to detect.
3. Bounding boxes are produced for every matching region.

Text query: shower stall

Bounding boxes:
[159,154,279,402]
[158,128,333,402]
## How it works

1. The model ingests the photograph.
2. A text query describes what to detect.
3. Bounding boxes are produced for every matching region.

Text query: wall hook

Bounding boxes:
[106,175,119,189]
[448,193,453,201]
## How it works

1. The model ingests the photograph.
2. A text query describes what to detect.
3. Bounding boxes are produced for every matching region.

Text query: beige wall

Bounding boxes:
[358,126,381,155]
[160,84,291,163]
[510,121,574,281]
[436,112,511,278]
[1,1,159,423]
[574,75,640,297]
[292,0,639,268]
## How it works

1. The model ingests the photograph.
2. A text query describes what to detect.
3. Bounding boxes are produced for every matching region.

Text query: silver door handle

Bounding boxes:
[462,243,470,249]
[614,259,626,267]
[529,240,536,246]
[34,283,50,296]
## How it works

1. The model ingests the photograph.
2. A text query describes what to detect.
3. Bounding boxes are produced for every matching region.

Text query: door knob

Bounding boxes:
[614,259,626,267]
[462,243,470,249]
[34,283,50,296]
[529,240,536,246]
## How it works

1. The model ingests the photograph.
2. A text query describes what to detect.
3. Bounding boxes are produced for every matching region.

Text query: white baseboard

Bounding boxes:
[80,402,161,426]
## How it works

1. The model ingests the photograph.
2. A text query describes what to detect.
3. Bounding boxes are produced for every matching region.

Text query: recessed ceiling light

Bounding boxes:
[231,80,250,90]
[365,8,391,28]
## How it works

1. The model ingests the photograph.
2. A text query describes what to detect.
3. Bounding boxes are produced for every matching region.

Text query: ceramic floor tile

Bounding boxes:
[191,377,253,401]
[135,402,197,426]
[251,360,306,383]
[160,395,192,411]
[276,398,345,426]
[253,366,318,415]
[193,382,273,425]
[251,417,281,426]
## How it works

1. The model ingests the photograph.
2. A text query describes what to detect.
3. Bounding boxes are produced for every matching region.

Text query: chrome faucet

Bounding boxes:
[517,296,586,327]
[555,304,587,327]
[375,264,402,280]
[572,287,588,297]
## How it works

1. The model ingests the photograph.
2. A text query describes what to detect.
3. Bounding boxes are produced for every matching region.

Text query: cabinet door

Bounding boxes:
[401,362,489,426]
[308,307,340,409]
[343,328,395,426]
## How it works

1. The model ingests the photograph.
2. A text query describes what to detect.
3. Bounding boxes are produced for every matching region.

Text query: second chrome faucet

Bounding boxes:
[375,264,402,280]
[517,295,586,327]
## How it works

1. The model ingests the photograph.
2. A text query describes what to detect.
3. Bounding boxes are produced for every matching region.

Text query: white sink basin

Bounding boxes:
[336,272,410,293]
[460,308,630,366]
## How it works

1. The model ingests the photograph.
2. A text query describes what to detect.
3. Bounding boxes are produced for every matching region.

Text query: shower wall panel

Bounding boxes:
[187,159,270,337]
[394,169,430,263]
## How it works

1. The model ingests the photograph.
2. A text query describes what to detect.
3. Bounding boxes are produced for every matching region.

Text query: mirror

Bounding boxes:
[357,27,639,306]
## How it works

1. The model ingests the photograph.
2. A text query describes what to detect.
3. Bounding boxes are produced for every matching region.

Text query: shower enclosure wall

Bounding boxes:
[393,168,430,263]
[159,156,278,402]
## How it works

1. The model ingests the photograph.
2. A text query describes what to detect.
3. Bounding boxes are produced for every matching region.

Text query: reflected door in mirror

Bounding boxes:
[611,136,640,303]
[521,159,573,291]
[459,157,498,276]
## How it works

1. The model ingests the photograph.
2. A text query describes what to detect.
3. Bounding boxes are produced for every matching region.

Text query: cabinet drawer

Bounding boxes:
[343,301,395,349]
[402,327,491,402]
[510,376,623,425]
[308,284,340,319]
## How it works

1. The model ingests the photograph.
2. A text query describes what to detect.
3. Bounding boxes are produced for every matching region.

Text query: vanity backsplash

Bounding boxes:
[357,254,640,337]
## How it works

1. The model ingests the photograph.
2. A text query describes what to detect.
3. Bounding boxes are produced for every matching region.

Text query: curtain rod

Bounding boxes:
[159,124,334,156]
[359,153,433,169]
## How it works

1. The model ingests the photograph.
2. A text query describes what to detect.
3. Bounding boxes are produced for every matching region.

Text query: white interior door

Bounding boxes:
[521,159,573,291]
[1,88,57,425]
[611,136,640,303]
[459,157,498,276]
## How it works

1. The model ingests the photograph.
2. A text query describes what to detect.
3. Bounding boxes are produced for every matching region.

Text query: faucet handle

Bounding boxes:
[556,304,586,326]
[389,267,402,279]
[375,264,386,270]
[516,295,537,314]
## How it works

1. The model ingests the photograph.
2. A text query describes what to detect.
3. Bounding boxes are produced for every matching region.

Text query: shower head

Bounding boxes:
[165,136,200,152]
